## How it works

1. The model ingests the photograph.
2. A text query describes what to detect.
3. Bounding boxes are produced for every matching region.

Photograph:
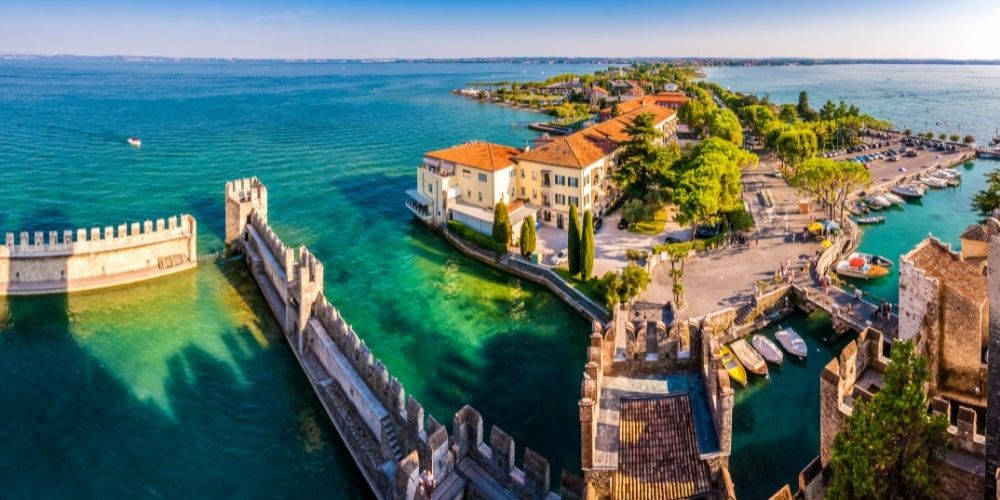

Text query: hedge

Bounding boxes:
[448,220,507,255]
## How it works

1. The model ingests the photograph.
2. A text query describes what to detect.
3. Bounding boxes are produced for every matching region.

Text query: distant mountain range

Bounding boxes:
[2,54,999,65]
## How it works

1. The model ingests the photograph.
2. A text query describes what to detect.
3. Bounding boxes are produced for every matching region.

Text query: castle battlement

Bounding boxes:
[1,214,194,257]
[227,177,574,499]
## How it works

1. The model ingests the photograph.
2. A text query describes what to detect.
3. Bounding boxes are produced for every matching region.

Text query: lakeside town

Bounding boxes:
[404,62,998,498]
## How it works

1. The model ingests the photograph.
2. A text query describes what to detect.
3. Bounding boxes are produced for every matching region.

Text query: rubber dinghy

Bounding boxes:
[775,328,808,359]
[751,335,784,365]
[730,339,768,377]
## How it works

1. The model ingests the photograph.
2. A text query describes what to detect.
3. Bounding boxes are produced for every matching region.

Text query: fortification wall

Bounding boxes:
[226,178,573,500]
[0,214,197,295]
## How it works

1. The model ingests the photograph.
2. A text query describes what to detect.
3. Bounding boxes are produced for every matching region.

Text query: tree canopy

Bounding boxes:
[788,158,870,222]
[828,340,949,500]
[613,112,681,200]
[972,169,1000,222]
[519,215,536,258]
[580,210,595,281]
[492,202,512,246]
[707,108,744,146]
[568,203,581,275]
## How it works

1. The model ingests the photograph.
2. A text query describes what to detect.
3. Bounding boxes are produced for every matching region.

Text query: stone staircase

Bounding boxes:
[734,303,755,326]
[381,415,404,461]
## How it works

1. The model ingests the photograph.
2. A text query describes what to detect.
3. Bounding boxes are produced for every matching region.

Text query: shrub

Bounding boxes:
[448,220,507,255]
[519,215,536,258]
[625,249,649,262]
[722,207,754,232]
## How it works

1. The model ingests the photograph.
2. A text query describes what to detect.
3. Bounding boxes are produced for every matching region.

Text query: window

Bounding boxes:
[584,176,590,186]
[520,169,525,178]
[555,175,566,186]
[463,169,471,178]
[531,170,537,180]
[510,169,516,178]
[478,191,483,202]
[569,196,579,207]
[520,187,525,197]
[555,193,566,205]
[427,183,433,193]
[478,173,488,182]
[467,189,472,199]
[568,177,579,188]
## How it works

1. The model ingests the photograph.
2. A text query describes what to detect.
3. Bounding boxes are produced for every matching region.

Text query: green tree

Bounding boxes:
[613,112,681,200]
[903,129,912,137]
[775,127,818,170]
[938,132,948,141]
[796,91,819,121]
[519,215,536,258]
[707,108,744,146]
[828,340,949,500]
[972,170,1000,221]
[741,104,777,137]
[581,210,595,281]
[674,167,721,239]
[949,134,960,143]
[619,264,651,303]
[778,103,799,123]
[568,203,581,275]
[963,134,975,144]
[788,158,870,222]
[492,201,512,246]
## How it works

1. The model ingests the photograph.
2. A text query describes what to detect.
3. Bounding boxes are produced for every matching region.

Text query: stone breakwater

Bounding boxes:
[225,177,583,500]
[0,214,197,295]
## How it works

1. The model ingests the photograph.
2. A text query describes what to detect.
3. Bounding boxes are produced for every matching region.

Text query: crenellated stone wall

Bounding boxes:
[225,177,575,500]
[0,213,197,295]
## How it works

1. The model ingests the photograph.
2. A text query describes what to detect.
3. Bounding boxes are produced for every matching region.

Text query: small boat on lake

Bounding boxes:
[872,195,892,208]
[932,168,961,179]
[856,251,893,267]
[835,253,890,279]
[775,328,808,359]
[127,137,142,147]
[921,176,948,188]
[730,339,768,376]
[882,192,905,205]
[719,345,748,386]
[856,215,885,225]
[891,183,925,199]
[752,335,784,365]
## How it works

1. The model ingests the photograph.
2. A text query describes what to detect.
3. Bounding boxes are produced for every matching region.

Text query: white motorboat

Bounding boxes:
[872,195,892,208]
[855,252,893,268]
[891,184,924,199]
[751,335,784,365]
[882,192,905,205]
[730,339,768,376]
[127,137,142,147]
[921,176,948,189]
[932,168,961,179]
[775,328,808,359]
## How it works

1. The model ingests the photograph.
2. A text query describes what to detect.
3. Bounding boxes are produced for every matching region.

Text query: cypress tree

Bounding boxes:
[568,203,581,275]
[581,209,594,281]
[519,215,536,258]
[492,201,512,246]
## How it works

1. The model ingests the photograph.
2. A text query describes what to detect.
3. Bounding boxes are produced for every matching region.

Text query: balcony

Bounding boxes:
[421,163,453,177]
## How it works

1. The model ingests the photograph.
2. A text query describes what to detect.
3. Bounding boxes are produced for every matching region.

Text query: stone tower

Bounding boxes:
[288,246,324,354]
[986,236,1000,498]
[224,177,268,251]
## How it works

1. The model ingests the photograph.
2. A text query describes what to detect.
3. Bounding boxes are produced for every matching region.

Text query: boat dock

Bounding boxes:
[527,122,574,135]
[976,147,1000,160]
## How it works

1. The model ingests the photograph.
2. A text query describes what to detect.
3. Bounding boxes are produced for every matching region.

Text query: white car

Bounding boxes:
[550,248,569,266]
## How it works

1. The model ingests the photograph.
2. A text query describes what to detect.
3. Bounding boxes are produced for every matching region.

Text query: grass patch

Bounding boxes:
[553,268,605,304]
[630,206,670,235]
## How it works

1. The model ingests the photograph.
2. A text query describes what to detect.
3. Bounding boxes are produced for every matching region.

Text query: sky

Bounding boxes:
[2,0,999,60]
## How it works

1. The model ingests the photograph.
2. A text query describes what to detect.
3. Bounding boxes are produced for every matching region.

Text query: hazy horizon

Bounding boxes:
[2,0,999,60]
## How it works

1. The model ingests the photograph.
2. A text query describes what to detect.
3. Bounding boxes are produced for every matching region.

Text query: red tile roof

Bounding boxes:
[516,104,676,169]
[905,237,986,303]
[424,142,521,172]
[614,394,713,500]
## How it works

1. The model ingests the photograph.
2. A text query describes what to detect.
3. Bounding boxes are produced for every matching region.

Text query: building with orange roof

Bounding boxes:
[408,104,677,234]
[600,92,689,121]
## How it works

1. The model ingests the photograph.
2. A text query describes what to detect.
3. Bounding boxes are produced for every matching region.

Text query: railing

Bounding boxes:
[405,200,431,219]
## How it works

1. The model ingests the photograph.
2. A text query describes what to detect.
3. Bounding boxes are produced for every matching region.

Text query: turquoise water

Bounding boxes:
[731,312,854,500]
[704,64,1000,144]
[0,59,603,495]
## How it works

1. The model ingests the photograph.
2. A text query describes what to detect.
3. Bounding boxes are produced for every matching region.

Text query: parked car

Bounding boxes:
[550,248,569,266]
[617,217,630,230]
[695,224,720,239]
[594,216,603,232]
[663,235,683,244]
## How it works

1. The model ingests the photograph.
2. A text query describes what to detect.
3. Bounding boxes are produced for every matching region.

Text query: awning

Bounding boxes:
[405,189,432,206]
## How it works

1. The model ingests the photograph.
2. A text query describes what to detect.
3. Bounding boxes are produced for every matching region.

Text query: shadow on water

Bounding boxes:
[185,193,226,247]
[0,259,372,498]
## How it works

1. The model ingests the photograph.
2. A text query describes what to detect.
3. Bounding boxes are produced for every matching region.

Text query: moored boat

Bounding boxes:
[835,253,891,279]
[751,335,784,365]
[720,345,748,386]
[730,339,768,376]
[856,215,885,225]
[882,192,905,205]
[856,251,893,267]
[891,183,925,199]
[872,195,892,208]
[921,176,948,188]
[932,168,961,179]
[775,328,808,359]
[127,137,142,147]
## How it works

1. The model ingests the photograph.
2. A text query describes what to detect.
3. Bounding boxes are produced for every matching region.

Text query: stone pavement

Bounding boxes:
[641,160,823,319]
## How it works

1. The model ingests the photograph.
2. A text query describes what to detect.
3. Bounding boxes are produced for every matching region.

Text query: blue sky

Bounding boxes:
[2,0,999,59]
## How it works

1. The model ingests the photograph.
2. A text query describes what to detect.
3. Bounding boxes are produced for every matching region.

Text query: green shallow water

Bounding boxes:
[730,312,855,500]
[0,59,599,495]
